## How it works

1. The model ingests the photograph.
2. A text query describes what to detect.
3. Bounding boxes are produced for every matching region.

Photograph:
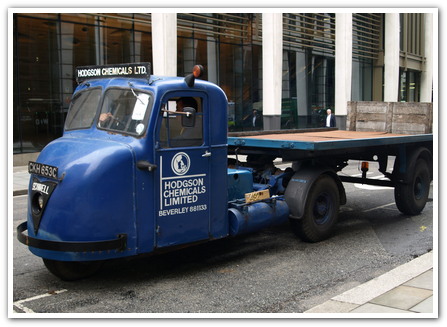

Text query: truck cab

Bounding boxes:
[18,63,238,279]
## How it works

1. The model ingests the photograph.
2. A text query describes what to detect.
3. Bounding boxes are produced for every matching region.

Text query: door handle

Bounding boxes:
[202,151,212,157]
[137,160,157,171]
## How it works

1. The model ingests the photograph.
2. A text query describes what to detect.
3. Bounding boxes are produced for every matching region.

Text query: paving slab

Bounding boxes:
[410,296,433,313]
[404,269,433,290]
[369,285,432,311]
[350,303,412,313]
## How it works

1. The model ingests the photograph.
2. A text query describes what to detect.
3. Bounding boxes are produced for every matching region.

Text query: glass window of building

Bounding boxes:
[177,13,262,132]
[283,13,335,128]
[398,13,425,103]
[14,15,62,153]
[13,13,152,154]
[399,69,421,102]
[351,13,382,103]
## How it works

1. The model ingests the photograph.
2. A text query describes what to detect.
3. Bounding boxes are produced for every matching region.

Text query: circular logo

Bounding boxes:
[171,152,190,176]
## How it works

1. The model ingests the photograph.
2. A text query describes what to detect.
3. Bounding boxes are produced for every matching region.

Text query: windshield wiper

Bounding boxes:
[128,82,144,105]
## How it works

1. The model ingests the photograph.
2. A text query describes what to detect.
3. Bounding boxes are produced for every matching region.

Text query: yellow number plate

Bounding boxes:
[245,189,270,204]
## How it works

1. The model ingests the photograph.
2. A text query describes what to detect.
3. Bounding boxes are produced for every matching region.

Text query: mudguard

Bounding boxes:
[394,146,433,184]
[284,166,346,220]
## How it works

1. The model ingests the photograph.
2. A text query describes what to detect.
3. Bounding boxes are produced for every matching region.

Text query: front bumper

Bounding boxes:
[17,221,127,252]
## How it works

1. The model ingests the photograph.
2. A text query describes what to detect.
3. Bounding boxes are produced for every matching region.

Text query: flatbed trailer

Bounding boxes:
[228,128,433,242]
[228,129,433,154]
[228,129,433,183]
[229,129,432,159]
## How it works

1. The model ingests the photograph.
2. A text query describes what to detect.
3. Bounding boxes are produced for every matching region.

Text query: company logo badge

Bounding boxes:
[171,152,190,176]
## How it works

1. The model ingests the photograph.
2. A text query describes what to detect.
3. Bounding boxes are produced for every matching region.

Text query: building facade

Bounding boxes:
[12,11,434,154]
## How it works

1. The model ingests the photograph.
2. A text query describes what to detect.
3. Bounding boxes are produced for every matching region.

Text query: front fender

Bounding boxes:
[25,136,138,261]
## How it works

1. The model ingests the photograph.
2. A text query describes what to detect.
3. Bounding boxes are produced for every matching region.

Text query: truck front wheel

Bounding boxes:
[394,158,431,215]
[290,174,340,242]
[43,259,102,281]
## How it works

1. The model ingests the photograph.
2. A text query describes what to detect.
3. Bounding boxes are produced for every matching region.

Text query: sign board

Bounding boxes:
[76,62,151,83]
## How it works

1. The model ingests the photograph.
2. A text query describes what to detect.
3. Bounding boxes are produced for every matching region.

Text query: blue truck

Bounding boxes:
[17,63,433,280]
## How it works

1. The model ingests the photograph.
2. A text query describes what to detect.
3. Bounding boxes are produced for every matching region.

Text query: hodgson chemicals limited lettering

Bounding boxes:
[163,177,206,207]
[76,63,150,82]
[158,153,208,216]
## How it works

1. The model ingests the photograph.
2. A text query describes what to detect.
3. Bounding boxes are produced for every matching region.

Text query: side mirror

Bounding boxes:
[181,107,196,127]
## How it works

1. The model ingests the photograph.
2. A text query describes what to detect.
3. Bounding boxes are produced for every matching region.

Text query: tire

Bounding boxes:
[290,174,340,242]
[394,158,431,215]
[43,259,102,281]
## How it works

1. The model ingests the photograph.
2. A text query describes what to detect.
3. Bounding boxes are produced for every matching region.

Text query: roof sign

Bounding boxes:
[76,62,151,83]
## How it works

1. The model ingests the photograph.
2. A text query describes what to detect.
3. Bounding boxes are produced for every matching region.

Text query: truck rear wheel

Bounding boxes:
[394,158,431,215]
[43,259,102,281]
[290,174,340,242]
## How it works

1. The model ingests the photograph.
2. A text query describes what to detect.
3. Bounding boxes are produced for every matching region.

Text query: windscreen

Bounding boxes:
[98,88,152,136]
[65,88,102,130]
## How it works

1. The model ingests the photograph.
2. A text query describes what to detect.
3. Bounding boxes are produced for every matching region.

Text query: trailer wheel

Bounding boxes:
[290,174,339,242]
[43,259,102,281]
[394,158,431,215]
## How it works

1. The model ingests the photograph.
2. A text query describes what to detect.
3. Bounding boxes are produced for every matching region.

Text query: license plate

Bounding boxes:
[28,161,59,180]
[245,189,270,204]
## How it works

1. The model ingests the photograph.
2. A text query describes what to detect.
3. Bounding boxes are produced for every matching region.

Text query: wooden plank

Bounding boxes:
[242,130,408,143]
[227,130,432,155]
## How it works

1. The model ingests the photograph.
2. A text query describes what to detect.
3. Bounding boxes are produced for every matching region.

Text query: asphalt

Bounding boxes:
[12,166,436,316]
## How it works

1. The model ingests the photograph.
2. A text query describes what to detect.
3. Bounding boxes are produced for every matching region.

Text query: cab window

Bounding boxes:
[65,88,102,130]
[98,88,152,136]
[158,96,203,148]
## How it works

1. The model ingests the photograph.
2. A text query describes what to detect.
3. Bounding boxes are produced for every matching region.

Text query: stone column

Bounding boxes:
[383,13,400,102]
[151,13,177,76]
[420,13,433,103]
[335,13,352,130]
[262,13,283,130]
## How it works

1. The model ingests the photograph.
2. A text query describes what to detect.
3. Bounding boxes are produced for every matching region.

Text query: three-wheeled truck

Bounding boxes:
[17,63,433,280]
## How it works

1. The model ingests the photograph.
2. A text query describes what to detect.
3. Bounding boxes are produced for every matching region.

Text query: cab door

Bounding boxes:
[155,93,211,247]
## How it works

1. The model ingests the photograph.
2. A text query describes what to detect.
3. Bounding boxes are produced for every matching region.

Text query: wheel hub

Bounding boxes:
[314,193,331,224]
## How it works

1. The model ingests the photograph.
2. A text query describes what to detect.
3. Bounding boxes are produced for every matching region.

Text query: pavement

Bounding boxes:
[11,166,437,316]
[12,166,30,196]
[304,252,435,315]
